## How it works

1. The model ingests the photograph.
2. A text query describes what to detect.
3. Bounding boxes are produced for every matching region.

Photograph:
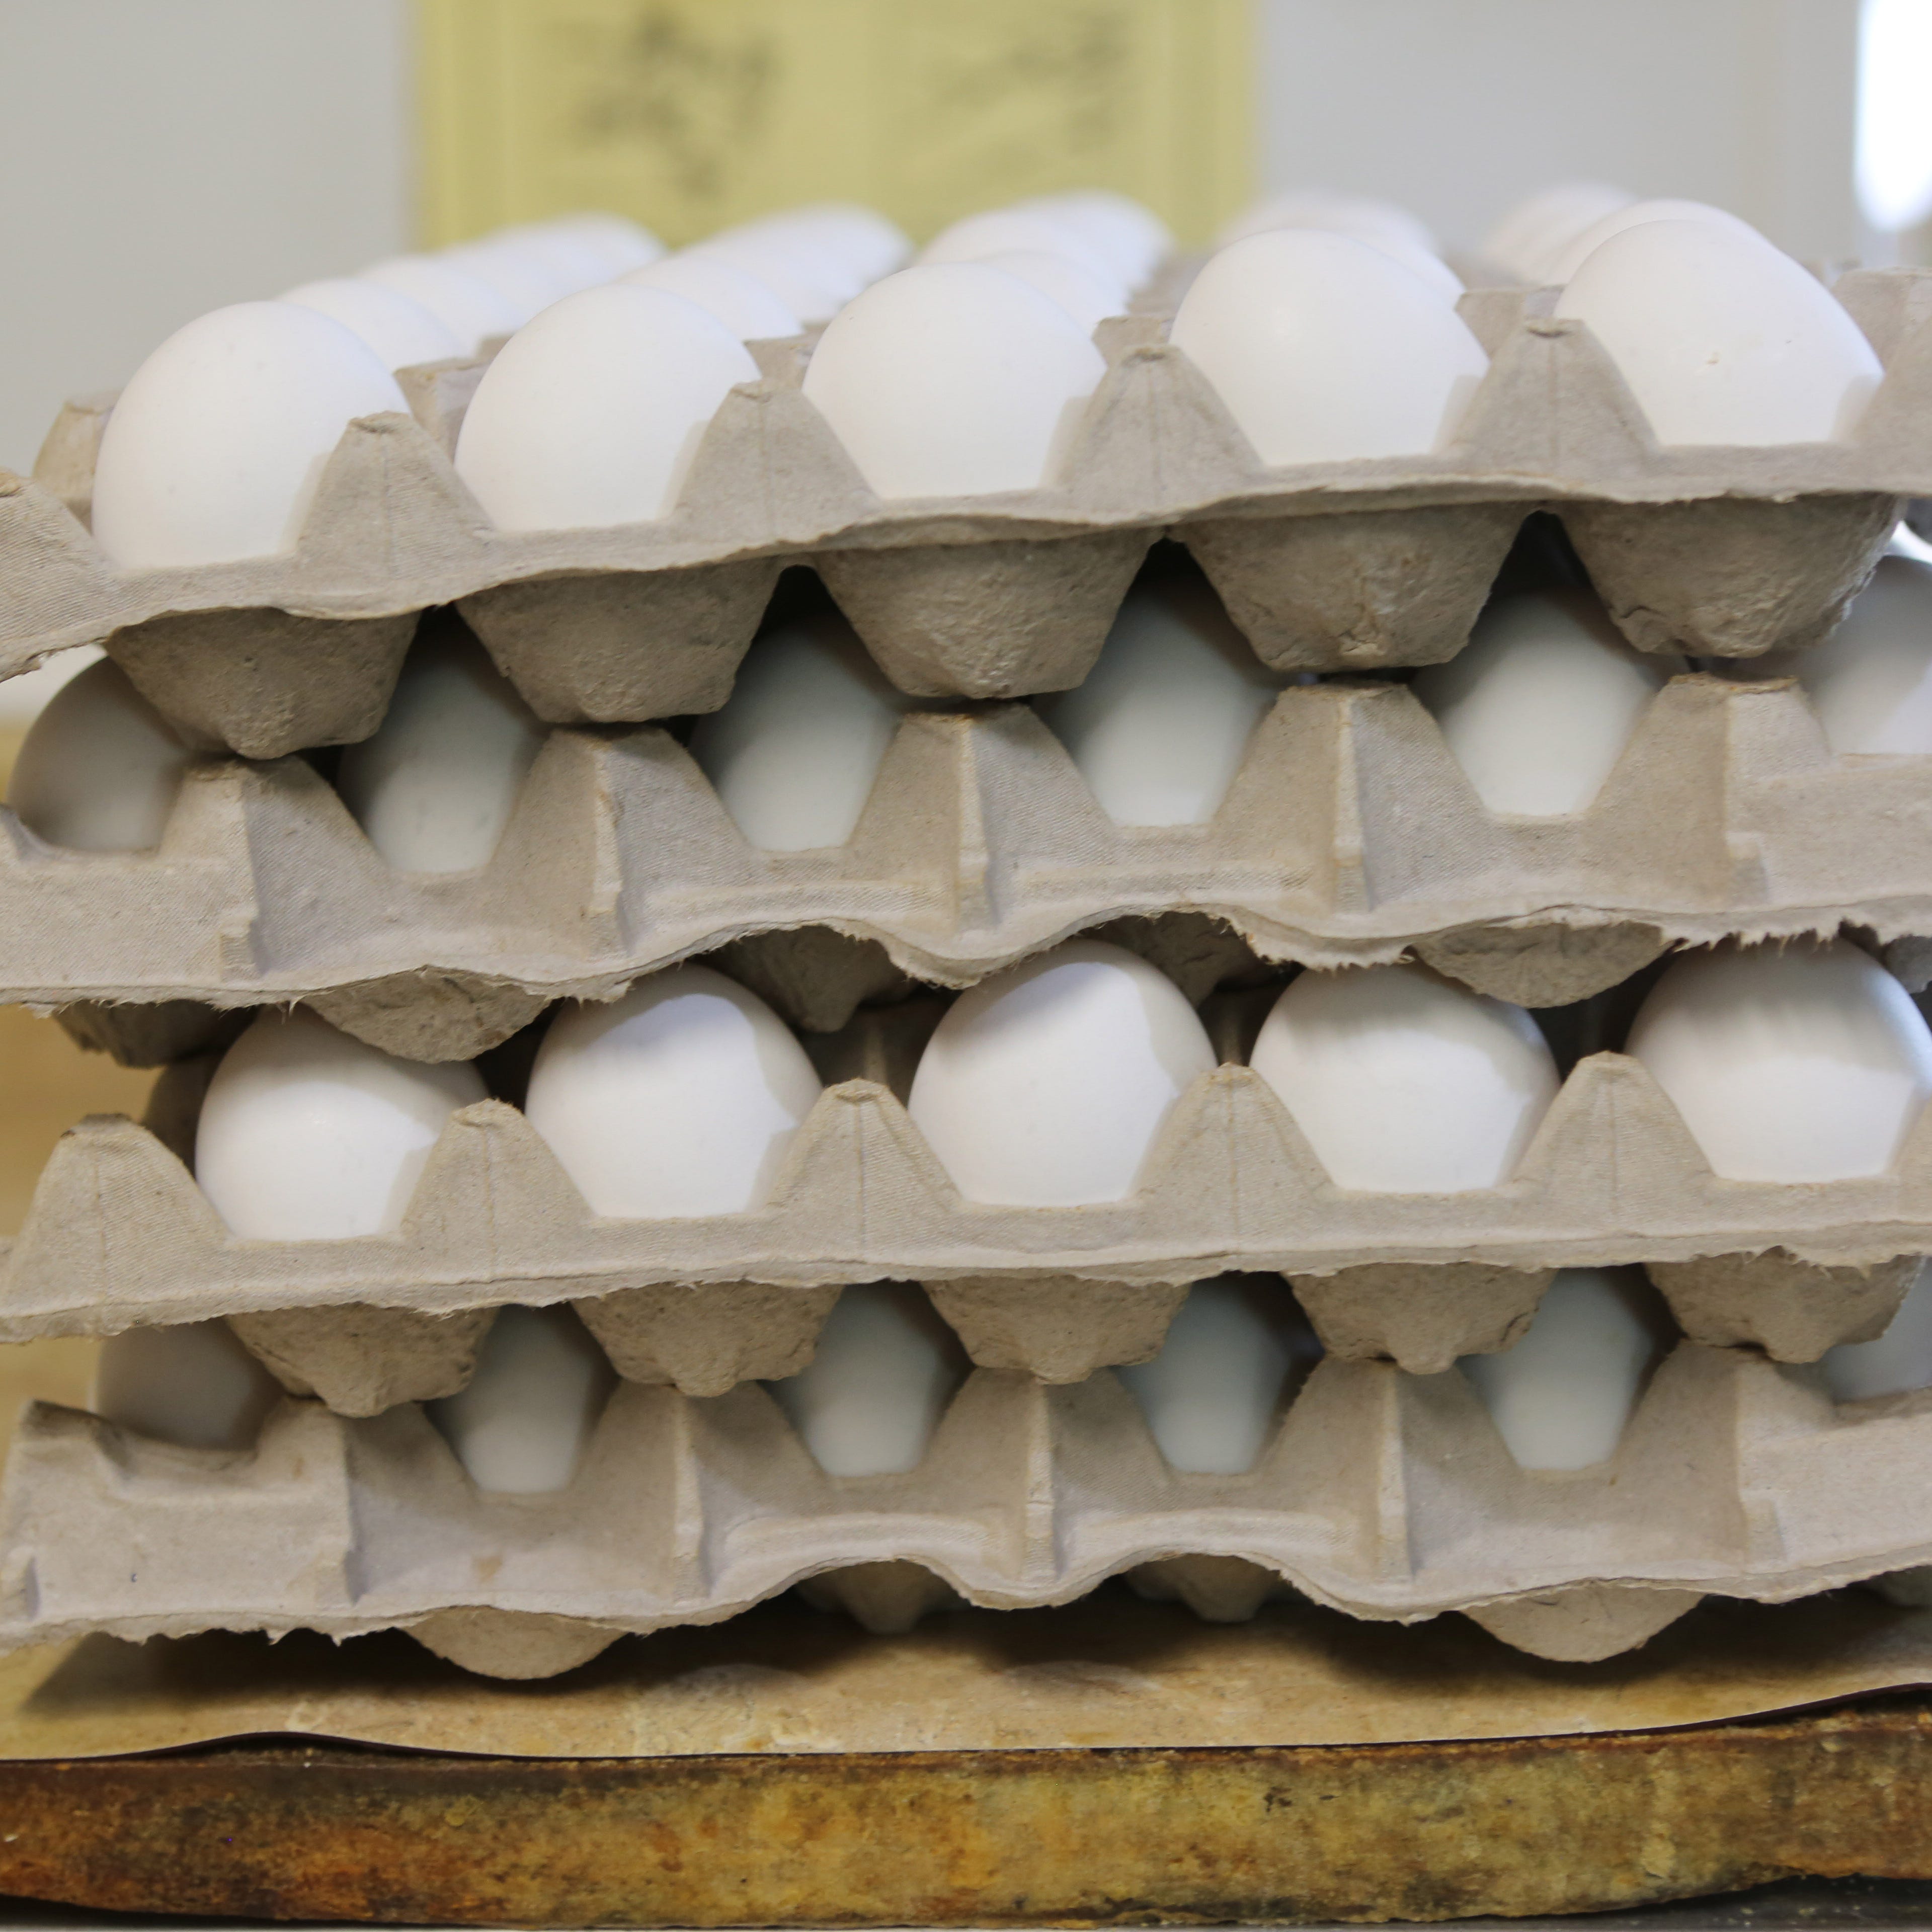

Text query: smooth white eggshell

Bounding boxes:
[546,212,665,276]
[1626,939,1932,1181]
[335,623,545,872]
[1480,182,1635,283]
[759,204,909,281]
[90,302,409,568]
[1412,589,1679,815]
[1460,1268,1666,1470]
[971,248,1123,334]
[486,225,614,295]
[1249,964,1560,1192]
[440,240,575,325]
[919,209,1120,285]
[280,277,462,371]
[621,253,801,340]
[1353,232,1465,302]
[687,611,911,850]
[92,1320,283,1453]
[1019,191,1172,285]
[1821,1264,1932,1401]
[525,965,823,1217]
[428,1305,614,1493]
[454,284,759,532]
[689,233,856,324]
[1169,230,1489,466]
[770,1282,967,1476]
[907,940,1217,1206]
[1545,196,1766,284]
[1752,555,1932,754]
[1116,1276,1312,1474]
[195,1009,487,1239]
[1554,221,1882,446]
[359,256,521,354]
[1035,575,1281,825]
[9,657,193,851]
[801,264,1106,499]
[1218,190,1436,255]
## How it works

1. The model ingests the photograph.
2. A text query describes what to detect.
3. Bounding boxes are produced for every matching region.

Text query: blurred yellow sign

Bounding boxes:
[418,0,1252,247]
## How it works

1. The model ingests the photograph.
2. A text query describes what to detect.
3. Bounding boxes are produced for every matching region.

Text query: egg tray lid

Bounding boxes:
[5,274,1931,756]
[1,1340,1923,1678]
[6,991,1932,1381]
[16,670,1932,1066]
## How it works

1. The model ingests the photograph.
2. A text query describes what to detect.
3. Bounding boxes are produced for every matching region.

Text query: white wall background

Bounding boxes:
[0,0,412,476]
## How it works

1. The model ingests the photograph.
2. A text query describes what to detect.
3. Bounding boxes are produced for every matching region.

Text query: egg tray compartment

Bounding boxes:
[5,1336,1928,1678]
[24,667,1932,1068]
[6,993,1932,1404]
[12,273,1932,760]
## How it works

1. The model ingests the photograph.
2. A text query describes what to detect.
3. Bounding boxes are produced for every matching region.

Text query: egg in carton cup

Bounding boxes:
[10,273,1932,761]
[4,1318,1930,1676]
[22,660,1932,1068]
[0,979,1925,1422]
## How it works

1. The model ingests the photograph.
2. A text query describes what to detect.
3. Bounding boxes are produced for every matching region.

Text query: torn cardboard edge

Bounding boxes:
[5,1342,1928,1674]
[4,1041,1931,1382]
[7,673,1932,1062]
[8,272,1931,751]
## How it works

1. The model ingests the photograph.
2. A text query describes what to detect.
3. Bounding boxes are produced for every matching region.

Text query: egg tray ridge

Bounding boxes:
[19,670,1932,1066]
[5,1034,1931,1399]
[10,273,1932,759]
[1,1341,1922,1676]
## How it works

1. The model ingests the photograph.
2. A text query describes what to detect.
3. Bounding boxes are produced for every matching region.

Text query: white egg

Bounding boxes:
[770,1282,966,1476]
[687,233,856,325]
[1820,1264,1932,1402]
[440,240,576,326]
[1544,196,1767,284]
[1352,232,1465,303]
[525,965,823,1217]
[907,940,1216,1206]
[1035,575,1282,825]
[620,254,801,340]
[1554,221,1882,446]
[1728,555,1932,754]
[453,285,759,532]
[9,657,193,851]
[1218,190,1436,256]
[1169,231,1489,466]
[358,256,521,355]
[1460,1268,1665,1470]
[428,1305,614,1494]
[92,1320,284,1453]
[801,264,1106,499]
[544,212,665,277]
[1250,964,1560,1192]
[195,1009,487,1239]
[1116,1277,1310,1474]
[484,225,614,296]
[1480,182,1636,283]
[1626,939,1932,1182]
[970,249,1122,335]
[1411,589,1679,815]
[335,623,545,873]
[687,610,912,850]
[279,277,462,371]
[758,204,909,282]
[919,209,1121,286]
[1018,191,1172,285]
[90,302,409,569]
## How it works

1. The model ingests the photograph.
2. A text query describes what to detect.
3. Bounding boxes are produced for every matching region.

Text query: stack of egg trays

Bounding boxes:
[7,266,1932,1676]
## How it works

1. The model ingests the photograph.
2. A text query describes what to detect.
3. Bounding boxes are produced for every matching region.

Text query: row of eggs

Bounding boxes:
[22,548,1932,869]
[82,180,1881,573]
[88,1255,1932,1503]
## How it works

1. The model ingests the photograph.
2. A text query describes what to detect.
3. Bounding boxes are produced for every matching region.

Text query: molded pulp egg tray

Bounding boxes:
[4,1337,1927,1675]
[23,670,1932,1065]
[10,272,1932,761]
[3,984,1929,1402]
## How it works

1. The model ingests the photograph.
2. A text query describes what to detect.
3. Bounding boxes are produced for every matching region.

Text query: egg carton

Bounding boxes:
[23,668,1932,1068]
[4,988,1930,1407]
[3,1338,1926,1677]
[11,273,1932,760]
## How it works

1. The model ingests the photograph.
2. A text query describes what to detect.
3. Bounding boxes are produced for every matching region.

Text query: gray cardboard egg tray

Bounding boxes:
[1,1335,1924,1674]
[10,270,1932,762]
[22,665,1932,1071]
[4,971,1931,1413]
